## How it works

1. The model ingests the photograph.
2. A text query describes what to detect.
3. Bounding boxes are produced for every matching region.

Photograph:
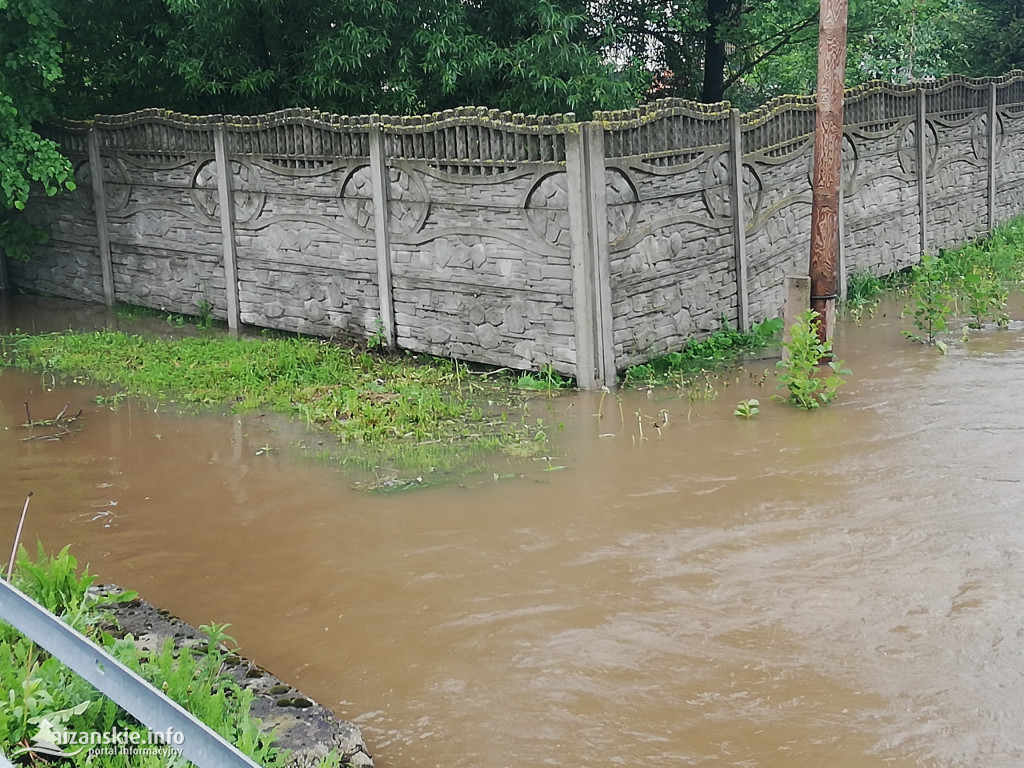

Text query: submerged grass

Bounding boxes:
[844,215,1024,339]
[623,317,783,387]
[0,329,545,473]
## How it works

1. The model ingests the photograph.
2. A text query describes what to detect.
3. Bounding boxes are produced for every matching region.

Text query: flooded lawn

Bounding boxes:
[4,294,1024,767]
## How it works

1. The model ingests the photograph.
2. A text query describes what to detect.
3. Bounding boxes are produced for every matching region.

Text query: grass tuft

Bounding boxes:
[1,330,545,473]
[623,317,782,387]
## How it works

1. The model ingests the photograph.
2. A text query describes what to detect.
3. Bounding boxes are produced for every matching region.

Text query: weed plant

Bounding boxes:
[843,217,1024,343]
[0,331,544,472]
[775,310,850,410]
[903,254,954,345]
[733,398,760,419]
[624,317,782,387]
[1,545,352,767]
[844,270,898,321]
[889,217,1024,346]
[515,363,572,391]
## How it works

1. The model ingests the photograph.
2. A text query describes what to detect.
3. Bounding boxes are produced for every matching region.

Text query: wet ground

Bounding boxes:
[4,293,1024,768]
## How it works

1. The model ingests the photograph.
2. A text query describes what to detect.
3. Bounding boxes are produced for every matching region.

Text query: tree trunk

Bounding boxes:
[701,0,729,103]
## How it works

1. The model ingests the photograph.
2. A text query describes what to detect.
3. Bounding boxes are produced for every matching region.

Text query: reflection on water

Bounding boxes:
[4,293,1024,767]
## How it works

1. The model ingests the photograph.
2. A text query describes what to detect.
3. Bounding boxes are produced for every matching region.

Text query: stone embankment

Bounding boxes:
[96,587,374,768]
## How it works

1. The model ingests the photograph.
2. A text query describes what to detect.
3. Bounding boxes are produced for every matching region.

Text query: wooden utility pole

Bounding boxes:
[808,0,849,343]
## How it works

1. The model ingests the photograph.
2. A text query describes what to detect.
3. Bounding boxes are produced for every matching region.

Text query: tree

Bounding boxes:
[962,0,1024,75]
[595,0,985,107]
[54,0,648,119]
[0,0,76,259]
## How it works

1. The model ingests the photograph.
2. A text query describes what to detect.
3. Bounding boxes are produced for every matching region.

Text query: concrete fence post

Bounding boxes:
[566,127,596,390]
[566,123,616,390]
[782,275,811,361]
[988,81,998,232]
[213,123,241,331]
[584,123,617,389]
[87,127,115,306]
[368,122,396,349]
[728,109,750,329]
[916,88,929,257]
[838,165,848,301]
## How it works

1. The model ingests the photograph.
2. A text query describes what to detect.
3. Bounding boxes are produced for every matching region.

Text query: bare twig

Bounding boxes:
[53,401,70,424]
[7,493,33,582]
[19,403,84,439]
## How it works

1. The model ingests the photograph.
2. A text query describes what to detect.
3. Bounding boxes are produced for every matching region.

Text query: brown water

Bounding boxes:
[4,294,1024,768]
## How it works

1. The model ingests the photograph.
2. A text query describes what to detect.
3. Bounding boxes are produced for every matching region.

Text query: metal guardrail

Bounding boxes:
[0,578,264,768]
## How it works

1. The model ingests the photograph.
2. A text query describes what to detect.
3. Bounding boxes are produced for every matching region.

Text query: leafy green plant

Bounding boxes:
[844,269,891,321]
[903,254,953,345]
[624,316,782,387]
[959,268,1009,329]
[775,310,850,410]
[515,363,571,391]
[733,398,760,419]
[195,298,215,329]
[366,318,388,351]
[0,218,50,262]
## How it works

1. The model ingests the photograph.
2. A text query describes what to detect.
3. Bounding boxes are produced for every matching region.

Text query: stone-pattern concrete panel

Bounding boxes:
[843,124,920,276]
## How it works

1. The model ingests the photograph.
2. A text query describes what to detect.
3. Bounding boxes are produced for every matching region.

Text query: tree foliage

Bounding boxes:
[0,0,75,258]
[55,0,649,119]
[963,0,1024,75]
[596,0,986,107]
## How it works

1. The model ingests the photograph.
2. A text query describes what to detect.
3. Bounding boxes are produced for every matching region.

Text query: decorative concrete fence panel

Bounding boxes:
[96,115,225,318]
[926,81,992,251]
[600,102,737,370]
[841,84,921,280]
[994,79,1024,225]
[382,111,580,375]
[15,127,105,303]
[8,72,1024,388]
[224,114,378,339]
[743,97,816,323]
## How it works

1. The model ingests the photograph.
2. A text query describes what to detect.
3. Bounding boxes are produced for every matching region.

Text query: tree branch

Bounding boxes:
[723,14,819,90]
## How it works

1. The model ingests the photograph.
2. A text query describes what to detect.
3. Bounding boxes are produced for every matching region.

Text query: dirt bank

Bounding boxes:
[96,586,374,768]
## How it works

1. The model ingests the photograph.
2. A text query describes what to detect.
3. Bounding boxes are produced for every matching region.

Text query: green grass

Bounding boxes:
[0,330,544,473]
[0,544,349,767]
[623,317,783,386]
[844,216,1024,341]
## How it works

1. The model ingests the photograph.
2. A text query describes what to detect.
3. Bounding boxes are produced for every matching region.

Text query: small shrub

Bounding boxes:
[775,310,850,410]
[733,398,760,419]
[903,254,953,345]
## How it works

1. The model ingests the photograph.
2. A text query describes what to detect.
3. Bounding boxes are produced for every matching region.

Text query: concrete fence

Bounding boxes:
[8,72,1024,388]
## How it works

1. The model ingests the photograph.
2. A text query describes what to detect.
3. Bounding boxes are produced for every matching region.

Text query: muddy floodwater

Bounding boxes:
[4,294,1024,768]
